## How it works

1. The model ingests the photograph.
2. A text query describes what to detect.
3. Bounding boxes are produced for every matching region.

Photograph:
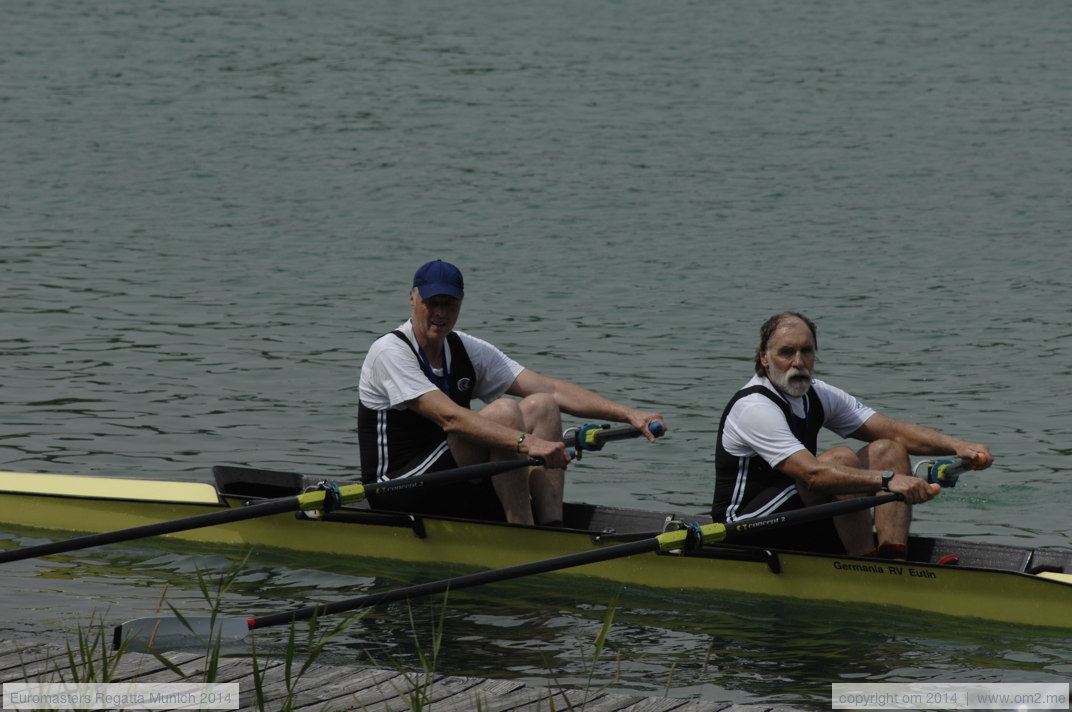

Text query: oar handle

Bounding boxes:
[914,457,970,488]
[563,422,664,453]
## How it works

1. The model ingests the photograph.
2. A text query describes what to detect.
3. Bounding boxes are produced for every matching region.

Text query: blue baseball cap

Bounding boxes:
[412,260,464,300]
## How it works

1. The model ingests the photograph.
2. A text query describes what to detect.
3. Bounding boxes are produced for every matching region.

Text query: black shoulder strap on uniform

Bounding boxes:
[716,384,821,451]
[391,329,417,355]
[391,330,474,408]
[391,329,432,380]
[744,385,792,416]
[716,385,783,435]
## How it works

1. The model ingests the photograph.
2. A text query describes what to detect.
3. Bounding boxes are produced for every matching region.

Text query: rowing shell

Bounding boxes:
[1,468,1070,629]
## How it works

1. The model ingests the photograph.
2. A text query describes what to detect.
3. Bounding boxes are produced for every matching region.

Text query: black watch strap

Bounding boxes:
[880,470,895,491]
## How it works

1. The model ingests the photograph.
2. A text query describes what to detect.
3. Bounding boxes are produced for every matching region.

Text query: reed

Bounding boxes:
[29,558,655,711]
[544,597,623,711]
[19,556,367,712]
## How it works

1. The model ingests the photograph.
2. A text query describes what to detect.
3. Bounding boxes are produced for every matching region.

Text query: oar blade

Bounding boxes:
[114,616,249,652]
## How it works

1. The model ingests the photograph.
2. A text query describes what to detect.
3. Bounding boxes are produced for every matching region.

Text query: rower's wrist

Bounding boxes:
[879,469,895,491]
[516,432,527,454]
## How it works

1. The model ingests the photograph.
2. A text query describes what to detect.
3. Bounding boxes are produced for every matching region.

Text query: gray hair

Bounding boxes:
[754,312,817,376]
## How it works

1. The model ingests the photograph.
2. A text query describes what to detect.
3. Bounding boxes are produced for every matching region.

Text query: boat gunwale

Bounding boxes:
[2,469,1071,592]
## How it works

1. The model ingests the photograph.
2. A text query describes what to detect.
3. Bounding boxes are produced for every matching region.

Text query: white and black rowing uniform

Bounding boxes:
[357,320,523,519]
[712,374,875,553]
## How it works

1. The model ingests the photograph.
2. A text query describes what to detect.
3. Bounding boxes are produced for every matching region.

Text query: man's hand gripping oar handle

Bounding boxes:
[562,422,665,459]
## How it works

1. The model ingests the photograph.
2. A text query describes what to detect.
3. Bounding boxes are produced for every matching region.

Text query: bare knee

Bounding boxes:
[858,439,909,470]
[476,398,526,430]
[519,393,561,434]
[449,399,526,466]
[818,446,860,468]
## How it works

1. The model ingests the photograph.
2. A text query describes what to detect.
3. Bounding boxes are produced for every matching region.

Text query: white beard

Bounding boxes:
[769,363,813,398]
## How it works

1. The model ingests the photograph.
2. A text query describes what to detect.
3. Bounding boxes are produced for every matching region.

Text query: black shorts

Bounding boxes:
[724,517,845,554]
[724,484,847,554]
[366,450,507,522]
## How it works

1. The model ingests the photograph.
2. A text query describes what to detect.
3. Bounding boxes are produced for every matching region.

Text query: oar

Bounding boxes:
[564,422,664,458]
[914,457,971,488]
[0,458,538,565]
[113,492,901,651]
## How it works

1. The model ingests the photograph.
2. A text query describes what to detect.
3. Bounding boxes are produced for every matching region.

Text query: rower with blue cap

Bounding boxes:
[358,259,667,526]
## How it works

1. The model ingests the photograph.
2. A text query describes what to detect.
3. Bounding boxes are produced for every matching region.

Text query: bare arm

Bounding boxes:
[851,413,994,469]
[779,449,939,504]
[406,389,570,466]
[508,369,666,441]
[776,409,993,504]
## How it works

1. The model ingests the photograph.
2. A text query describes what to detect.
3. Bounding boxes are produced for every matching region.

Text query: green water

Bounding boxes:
[2,0,1070,704]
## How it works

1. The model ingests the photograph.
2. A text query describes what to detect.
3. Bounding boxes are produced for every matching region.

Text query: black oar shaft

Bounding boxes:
[253,492,903,629]
[370,458,538,499]
[251,537,662,629]
[0,496,306,564]
[113,490,910,648]
[723,493,900,541]
[2,459,536,565]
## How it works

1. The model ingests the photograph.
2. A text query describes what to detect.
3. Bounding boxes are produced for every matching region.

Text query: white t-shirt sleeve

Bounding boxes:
[358,333,438,410]
[357,327,525,411]
[457,331,525,401]
[813,379,876,437]
[722,395,807,468]
[720,377,877,468]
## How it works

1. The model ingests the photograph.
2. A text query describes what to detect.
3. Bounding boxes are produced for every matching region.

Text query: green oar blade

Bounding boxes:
[115,616,250,653]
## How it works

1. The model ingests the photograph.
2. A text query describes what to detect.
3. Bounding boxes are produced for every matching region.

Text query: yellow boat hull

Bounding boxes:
[1,471,1070,630]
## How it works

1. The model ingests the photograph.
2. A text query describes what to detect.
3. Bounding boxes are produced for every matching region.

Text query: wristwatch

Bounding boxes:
[880,470,895,491]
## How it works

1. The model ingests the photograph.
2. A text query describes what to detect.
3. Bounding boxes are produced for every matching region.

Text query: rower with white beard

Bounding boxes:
[711,312,993,557]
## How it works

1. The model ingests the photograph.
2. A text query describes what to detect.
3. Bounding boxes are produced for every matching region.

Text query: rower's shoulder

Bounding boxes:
[365,324,415,355]
[728,377,779,405]
[451,329,508,357]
